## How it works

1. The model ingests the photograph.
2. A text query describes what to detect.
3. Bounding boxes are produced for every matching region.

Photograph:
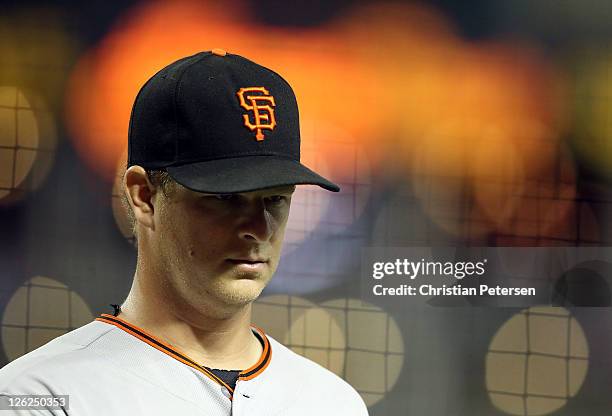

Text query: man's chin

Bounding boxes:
[213,277,268,306]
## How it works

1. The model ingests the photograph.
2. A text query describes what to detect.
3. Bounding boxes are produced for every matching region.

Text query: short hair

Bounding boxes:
[121,169,177,243]
[146,170,176,196]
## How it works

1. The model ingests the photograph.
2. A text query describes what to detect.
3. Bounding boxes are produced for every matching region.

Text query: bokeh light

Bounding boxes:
[493,146,577,245]
[326,298,404,407]
[2,276,93,361]
[0,9,77,110]
[407,46,568,240]
[252,295,404,407]
[570,48,612,179]
[299,121,372,235]
[0,87,56,205]
[281,123,332,253]
[252,295,346,374]
[486,306,588,415]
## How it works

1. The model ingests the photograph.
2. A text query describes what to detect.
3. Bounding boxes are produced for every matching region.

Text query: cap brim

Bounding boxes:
[165,156,340,193]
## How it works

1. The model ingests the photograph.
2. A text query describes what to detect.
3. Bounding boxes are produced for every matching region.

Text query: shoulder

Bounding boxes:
[265,335,368,414]
[0,321,116,393]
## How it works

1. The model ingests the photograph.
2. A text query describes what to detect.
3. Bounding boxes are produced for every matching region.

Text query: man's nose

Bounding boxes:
[238,199,275,242]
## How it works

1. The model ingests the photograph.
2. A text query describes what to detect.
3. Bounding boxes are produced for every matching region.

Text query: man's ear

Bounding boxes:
[124,166,156,231]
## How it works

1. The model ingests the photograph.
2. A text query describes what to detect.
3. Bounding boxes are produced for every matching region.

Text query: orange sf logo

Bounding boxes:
[236,87,276,141]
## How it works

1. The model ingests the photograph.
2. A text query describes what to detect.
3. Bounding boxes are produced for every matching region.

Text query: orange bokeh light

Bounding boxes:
[65,0,387,181]
[66,1,253,181]
[65,0,573,244]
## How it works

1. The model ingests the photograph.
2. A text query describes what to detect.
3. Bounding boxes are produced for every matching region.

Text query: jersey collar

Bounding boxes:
[96,313,271,399]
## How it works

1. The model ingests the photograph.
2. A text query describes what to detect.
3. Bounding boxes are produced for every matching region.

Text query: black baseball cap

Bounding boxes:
[128,49,339,193]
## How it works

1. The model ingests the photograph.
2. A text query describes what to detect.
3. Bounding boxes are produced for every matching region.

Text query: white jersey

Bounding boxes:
[0,314,368,415]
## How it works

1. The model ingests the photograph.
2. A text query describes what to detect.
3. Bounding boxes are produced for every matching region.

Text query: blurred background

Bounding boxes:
[1,0,611,414]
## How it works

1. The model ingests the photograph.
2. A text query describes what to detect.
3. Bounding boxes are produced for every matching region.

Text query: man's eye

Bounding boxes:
[266,195,287,204]
[214,194,237,201]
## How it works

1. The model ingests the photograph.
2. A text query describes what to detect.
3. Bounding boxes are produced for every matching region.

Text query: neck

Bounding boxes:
[118,260,263,371]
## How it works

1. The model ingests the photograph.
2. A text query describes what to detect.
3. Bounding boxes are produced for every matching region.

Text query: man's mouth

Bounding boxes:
[226,258,269,272]
[227,258,268,264]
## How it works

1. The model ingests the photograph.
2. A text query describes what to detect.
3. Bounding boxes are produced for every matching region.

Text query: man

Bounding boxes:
[0,49,368,415]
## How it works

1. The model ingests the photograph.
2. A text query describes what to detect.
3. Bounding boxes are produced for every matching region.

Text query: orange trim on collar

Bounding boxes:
[96,314,272,398]
[239,324,271,380]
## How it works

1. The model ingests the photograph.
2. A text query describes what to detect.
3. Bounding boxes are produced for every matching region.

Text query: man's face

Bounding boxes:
[150,182,295,315]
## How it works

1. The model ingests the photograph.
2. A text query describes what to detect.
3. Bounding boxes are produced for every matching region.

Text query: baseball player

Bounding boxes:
[0,49,369,415]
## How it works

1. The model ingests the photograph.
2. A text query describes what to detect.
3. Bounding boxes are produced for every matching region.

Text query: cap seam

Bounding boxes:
[173,52,212,164]
[128,75,158,166]
[128,53,201,165]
